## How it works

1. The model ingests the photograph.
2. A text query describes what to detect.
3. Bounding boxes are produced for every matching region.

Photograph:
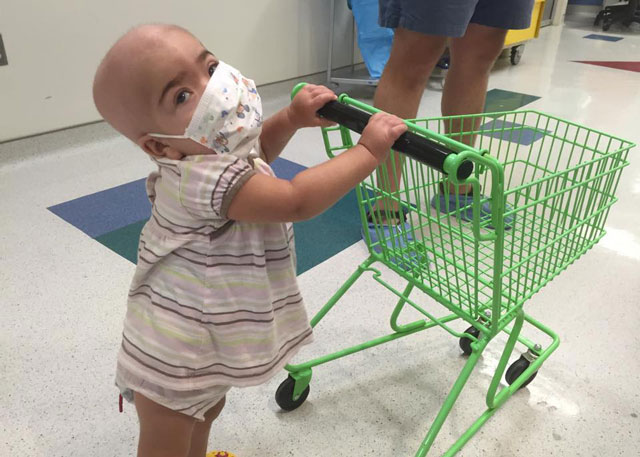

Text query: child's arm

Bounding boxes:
[227,113,407,222]
[259,84,337,163]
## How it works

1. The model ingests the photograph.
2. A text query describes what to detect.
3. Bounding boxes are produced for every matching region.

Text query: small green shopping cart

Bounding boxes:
[275,86,634,456]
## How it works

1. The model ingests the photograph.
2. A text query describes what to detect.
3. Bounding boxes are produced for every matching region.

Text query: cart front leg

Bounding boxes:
[486,309,561,410]
[440,310,561,456]
[283,257,373,377]
[415,335,490,457]
[485,307,525,410]
[390,281,428,332]
[311,257,373,328]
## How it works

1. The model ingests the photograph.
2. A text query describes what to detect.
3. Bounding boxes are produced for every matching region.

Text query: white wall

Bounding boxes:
[0,0,355,142]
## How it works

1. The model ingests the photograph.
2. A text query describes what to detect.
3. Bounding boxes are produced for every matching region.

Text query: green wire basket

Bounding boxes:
[276,91,634,456]
[323,103,634,334]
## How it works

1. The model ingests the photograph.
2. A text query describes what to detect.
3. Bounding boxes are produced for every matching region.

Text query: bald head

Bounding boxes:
[93,24,199,142]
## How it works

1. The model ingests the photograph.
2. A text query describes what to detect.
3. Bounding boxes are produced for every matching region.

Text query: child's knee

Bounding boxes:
[134,392,195,453]
[203,396,226,424]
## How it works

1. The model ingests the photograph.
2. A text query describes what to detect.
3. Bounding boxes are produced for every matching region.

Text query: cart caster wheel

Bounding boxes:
[510,45,524,65]
[275,375,310,411]
[436,56,450,70]
[505,355,538,389]
[602,19,612,31]
[459,326,480,356]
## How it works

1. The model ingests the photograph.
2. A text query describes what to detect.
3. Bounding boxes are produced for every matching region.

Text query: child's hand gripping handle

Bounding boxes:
[292,83,473,180]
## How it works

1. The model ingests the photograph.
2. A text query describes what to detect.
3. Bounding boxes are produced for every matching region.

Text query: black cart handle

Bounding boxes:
[292,84,473,180]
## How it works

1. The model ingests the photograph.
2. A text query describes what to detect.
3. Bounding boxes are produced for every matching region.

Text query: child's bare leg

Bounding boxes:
[187,397,226,457]
[135,392,195,457]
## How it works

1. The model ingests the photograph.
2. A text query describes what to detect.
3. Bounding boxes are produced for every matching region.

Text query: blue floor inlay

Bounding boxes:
[583,34,623,42]
[48,178,150,238]
[48,157,363,274]
[479,119,547,146]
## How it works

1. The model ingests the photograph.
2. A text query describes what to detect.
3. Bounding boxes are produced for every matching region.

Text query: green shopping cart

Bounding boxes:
[275,84,634,456]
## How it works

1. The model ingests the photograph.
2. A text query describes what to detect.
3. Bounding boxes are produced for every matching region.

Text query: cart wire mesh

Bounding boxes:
[322,109,633,333]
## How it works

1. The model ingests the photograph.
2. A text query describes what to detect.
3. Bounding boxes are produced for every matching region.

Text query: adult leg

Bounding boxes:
[442,23,507,192]
[373,27,447,214]
[187,397,227,457]
[135,392,195,457]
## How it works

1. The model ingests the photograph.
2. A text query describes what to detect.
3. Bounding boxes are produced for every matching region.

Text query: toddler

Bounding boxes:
[92,24,406,457]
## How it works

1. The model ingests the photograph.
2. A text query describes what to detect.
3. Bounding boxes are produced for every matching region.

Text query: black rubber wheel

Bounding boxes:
[275,375,310,411]
[459,326,481,356]
[510,46,523,65]
[505,355,538,389]
[436,56,450,70]
[594,11,603,26]
[603,19,612,31]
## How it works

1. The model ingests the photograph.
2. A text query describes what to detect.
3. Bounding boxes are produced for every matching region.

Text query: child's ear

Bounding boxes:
[138,135,183,160]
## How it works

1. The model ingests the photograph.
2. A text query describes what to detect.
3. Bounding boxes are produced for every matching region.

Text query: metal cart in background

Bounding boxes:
[594,0,640,31]
[275,87,634,455]
[326,0,379,88]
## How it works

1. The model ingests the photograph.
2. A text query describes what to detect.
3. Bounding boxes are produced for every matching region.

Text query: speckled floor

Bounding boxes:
[1,18,639,457]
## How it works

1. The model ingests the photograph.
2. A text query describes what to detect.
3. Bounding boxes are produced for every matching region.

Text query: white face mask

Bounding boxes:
[150,60,263,159]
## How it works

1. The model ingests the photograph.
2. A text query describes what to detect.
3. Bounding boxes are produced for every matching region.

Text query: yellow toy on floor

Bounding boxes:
[206,452,236,457]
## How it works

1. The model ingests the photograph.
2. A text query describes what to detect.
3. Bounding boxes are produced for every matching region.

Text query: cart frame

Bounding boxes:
[276,93,634,456]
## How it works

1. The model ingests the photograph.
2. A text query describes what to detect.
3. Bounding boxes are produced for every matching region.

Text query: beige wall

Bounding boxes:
[0,0,355,142]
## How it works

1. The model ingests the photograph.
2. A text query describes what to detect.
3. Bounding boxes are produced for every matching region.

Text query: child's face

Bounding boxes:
[142,30,220,158]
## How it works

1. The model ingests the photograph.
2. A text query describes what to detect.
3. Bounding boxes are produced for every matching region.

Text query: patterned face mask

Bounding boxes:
[150,60,263,159]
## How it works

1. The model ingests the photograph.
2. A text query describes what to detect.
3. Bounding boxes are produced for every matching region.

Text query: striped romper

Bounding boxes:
[116,148,313,420]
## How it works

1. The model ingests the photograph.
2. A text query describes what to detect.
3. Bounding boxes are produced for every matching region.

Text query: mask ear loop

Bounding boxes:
[149,61,247,146]
[149,66,225,142]
[148,132,188,139]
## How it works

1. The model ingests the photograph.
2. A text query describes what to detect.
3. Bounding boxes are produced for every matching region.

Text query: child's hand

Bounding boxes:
[287,84,338,129]
[358,113,407,163]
